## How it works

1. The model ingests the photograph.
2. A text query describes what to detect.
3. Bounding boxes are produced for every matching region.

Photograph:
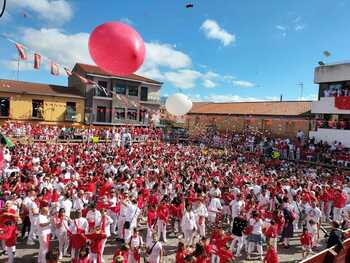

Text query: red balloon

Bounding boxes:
[88,22,145,76]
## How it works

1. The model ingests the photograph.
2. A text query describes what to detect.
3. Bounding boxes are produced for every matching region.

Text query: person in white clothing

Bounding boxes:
[118,198,131,240]
[207,196,222,224]
[38,207,52,263]
[59,194,72,219]
[247,211,264,261]
[128,228,144,263]
[86,204,102,233]
[230,194,245,221]
[181,204,197,246]
[194,199,208,237]
[53,208,69,259]
[147,232,163,263]
[23,191,38,245]
[99,209,113,262]
[69,210,88,261]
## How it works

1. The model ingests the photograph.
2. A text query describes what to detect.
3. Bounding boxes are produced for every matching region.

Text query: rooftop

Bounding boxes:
[0,79,84,99]
[190,101,312,116]
[74,63,162,85]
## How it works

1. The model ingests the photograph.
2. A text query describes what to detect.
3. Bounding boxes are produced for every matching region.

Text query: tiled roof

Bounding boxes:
[74,63,162,85]
[190,101,312,116]
[0,79,84,99]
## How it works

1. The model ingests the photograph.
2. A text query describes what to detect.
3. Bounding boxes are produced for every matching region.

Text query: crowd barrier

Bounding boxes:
[301,230,350,263]
[9,135,155,144]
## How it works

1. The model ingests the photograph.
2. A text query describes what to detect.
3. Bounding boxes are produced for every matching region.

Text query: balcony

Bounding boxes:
[140,95,161,105]
[65,111,77,122]
[311,97,350,114]
[310,128,350,147]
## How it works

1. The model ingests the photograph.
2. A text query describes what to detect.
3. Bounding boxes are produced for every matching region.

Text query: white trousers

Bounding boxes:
[38,235,49,263]
[157,220,167,242]
[6,246,15,263]
[57,231,68,257]
[333,207,343,222]
[183,229,194,246]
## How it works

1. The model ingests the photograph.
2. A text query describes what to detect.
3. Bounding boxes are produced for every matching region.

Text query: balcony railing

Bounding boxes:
[65,111,77,122]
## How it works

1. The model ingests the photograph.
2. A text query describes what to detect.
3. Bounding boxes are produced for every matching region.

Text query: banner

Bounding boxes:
[335,96,350,110]
[34,53,41,69]
[15,43,27,60]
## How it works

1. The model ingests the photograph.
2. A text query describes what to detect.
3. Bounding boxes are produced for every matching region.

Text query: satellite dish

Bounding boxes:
[323,51,331,57]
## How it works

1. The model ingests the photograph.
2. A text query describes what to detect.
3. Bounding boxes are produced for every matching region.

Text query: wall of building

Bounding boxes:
[315,64,350,83]
[186,114,310,138]
[312,97,350,114]
[0,92,84,123]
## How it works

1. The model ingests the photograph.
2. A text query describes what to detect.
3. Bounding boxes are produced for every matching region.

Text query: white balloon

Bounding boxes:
[165,93,192,116]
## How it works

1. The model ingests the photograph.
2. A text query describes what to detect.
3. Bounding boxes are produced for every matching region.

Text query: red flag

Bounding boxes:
[51,62,60,76]
[73,72,95,85]
[33,53,41,69]
[15,43,27,60]
[64,67,72,77]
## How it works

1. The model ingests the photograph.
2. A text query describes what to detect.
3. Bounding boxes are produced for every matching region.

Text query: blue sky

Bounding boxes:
[0,0,348,102]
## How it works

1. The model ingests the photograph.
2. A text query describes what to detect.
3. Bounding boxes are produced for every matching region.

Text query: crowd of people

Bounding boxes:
[0,124,349,263]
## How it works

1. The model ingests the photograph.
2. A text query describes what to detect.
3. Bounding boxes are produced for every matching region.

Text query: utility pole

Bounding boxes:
[297,82,304,100]
[16,55,20,81]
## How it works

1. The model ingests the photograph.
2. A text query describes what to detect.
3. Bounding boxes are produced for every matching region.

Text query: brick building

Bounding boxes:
[186,101,312,138]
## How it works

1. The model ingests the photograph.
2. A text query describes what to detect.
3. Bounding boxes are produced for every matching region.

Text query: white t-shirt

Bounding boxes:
[230,200,244,218]
[98,215,113,237]
[60,199,72,218]
[148,241,162,263]
[208,198,222,214]
[249,218,263,235]
[38,214,51,236]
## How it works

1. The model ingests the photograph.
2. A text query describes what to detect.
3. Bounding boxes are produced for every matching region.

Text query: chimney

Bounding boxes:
[280,94,283,102]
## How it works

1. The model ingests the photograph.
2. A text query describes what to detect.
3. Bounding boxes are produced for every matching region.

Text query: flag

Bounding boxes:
[15,43,27,60]
[51,62,60,76]
[0,133,14,148]
[73,72,95,85]
[64,67,72,77]
[33,53,41,69]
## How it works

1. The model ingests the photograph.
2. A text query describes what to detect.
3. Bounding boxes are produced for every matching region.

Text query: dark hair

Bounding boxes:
[46,249,59,262]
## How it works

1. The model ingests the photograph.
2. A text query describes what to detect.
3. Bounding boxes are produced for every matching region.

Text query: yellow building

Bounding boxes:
[0,79,85,124]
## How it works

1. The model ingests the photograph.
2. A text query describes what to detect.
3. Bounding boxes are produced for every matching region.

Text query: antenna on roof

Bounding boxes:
[297,82,304,101]
[280,94,283,102]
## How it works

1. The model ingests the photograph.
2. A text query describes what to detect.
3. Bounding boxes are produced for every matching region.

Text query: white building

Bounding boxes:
[310,62,350,147]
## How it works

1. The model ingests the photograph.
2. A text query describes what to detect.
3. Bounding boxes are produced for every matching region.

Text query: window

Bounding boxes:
[0,98,9,117]
[140,86,148,101]
[115,108,125,120]
[32,100,44,118]
[127,109,137,120]
[139,109,148,122]
[128,86,138,96]
[96,106,107,122]
[66,102,77,121]
[113,82,127,95]
[96,81,109,97]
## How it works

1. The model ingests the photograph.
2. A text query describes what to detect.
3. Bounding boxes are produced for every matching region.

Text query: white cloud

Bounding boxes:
[144,42,191,69]
[232,80,255,88]
[203,79,217,88]
[137,42,192,81]
[276,25,287,31]
[19,28,92,69]
[295,24,305,31]
[164,69,202,89]
[201,19,235,46]
[10,0,73,25]
[300,94,317,101]
[190,94,267,103]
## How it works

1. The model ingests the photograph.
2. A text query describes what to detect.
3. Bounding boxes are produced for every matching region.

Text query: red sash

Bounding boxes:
[71,220,87,250]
